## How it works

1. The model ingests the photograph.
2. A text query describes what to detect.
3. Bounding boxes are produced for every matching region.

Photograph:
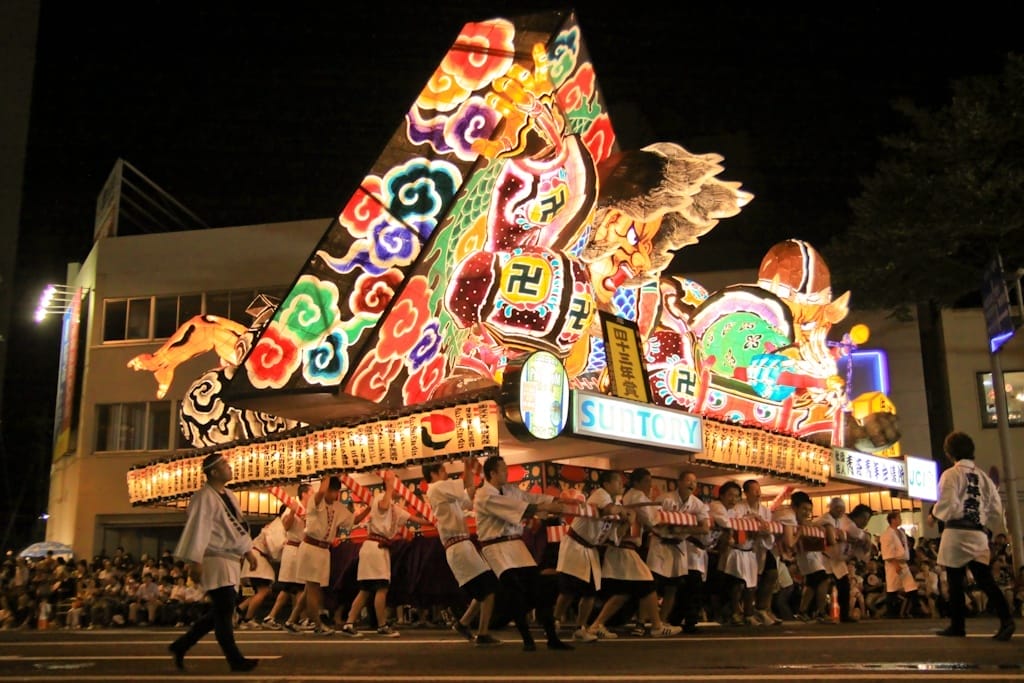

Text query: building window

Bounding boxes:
[102,289,285,343]
[977,371,1024,428]
[153,294,202,339]
[103,298,153,341]
[96,401,177,451]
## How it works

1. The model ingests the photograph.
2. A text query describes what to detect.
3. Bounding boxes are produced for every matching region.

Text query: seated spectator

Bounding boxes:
[862,560,886,617]
[1013,567,1024,618]
[0,593,17,629]
[992,554,1015,613]
[181,578,208,626]
[915,560,940,618]
[128,573,163,626]
[65,595,87,630]
[848,561,866,620]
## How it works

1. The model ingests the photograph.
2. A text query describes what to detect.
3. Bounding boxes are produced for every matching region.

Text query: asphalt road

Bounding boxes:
[0,618,1021,682]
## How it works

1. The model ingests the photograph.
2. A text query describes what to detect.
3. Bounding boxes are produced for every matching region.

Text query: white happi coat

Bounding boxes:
[880,525,917,592]
[241,516,279,582]
[174,484,253,591]
[277,508,306,584]
[474,481,553,577]
[602,488,654,582]
[556,487,615,587]
[789,509,826,576]
[816,512,848,579]
[358,491,411,581]
[933,459,1004,568]
[743,500,775,574]
[295,497,353,586]
[647,489,685,579]
[426,478,491,586]
[715,501,758,588]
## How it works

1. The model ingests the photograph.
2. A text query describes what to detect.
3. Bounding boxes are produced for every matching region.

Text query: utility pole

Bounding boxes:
[981,253,1024,570]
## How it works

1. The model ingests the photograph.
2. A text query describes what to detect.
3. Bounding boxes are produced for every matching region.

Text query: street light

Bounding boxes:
[34,284,81,322]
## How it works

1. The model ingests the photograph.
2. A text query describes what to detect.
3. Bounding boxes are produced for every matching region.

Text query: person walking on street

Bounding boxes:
[168,453,259,673]
[292,475,365,635]
[474,454,573,651]
[880,511,921,618]
[424,457,502,646]
[553,470,624,643]
[263,483,313,630]
[933,431,1015,641]
[340,471,427,638]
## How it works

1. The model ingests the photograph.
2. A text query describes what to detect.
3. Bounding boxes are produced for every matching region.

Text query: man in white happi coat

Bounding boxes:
[738,480,783,626]
[553,470,624,642]
[474,455,572,651]
[340,471,427,638]
[264,483,313,629]
[650,470,709,630]
[237,504,286,629]
[293,475,363,635]
[932,431,1014,640]
[880,510,920,618]
[816,497,873,623]
[423,457,501,646]
[586,468,682,639]
[778,490,832,621]
[709,480,759,625]
[169,453,259,673]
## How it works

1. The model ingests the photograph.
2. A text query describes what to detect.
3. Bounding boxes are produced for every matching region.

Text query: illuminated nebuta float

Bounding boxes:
[125,10,899,483]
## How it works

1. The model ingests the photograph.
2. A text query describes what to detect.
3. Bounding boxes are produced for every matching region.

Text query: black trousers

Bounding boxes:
[946,560,1011,631]
[833,574,851,620]
[679,570,705,627]
[171,585,246,666]
[499,565,558,641]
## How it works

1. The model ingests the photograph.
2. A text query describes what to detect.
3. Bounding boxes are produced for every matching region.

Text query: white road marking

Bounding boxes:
[0,674,1021,682]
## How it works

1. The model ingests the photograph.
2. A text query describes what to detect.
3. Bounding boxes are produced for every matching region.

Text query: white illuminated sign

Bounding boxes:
[831,448,907,490]
[517,351,569,440]
[905,455,939,501]
[571,391,702,452]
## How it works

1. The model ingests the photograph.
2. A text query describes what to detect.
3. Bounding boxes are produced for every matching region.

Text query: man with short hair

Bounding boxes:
[424,457,501,646]
[585,468,682,639]
[781,491,832,621]
[263,483,313,630]
[880,511,919,618]
[553,470,624,643]
[651,470,710,632]
[340,471,428,638]
[292,475,364,636]
[932,431,1015,640]
[474,455,572,651]
[819,499,874,623]
[739,479,783,626]
[168,453,259,673]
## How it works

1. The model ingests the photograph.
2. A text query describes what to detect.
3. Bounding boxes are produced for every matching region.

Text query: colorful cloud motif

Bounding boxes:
[246,321,302,390]
[302,328,349,386]
[277,275,341,346]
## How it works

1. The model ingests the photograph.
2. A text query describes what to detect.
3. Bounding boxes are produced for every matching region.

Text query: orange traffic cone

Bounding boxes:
[37,602,51,630]
[829,585,840,622]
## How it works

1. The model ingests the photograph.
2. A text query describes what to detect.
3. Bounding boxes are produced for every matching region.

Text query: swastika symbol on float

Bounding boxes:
[503,260,548,302]
[566,296,592,333]
[672,367,696,396]
[536,187,567,223]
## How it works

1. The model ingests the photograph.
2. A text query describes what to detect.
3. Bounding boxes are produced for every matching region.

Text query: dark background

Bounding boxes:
[3,2,1021,549]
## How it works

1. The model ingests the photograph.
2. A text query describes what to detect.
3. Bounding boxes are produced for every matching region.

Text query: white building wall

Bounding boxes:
[46,219,327,558]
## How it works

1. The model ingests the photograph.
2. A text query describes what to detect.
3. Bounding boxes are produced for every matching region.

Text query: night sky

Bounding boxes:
[3,3,1021,536]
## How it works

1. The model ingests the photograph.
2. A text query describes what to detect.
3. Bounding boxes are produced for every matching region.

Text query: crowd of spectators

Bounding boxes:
[2,529,1022,631]
[0,548,208,630]
[767,532,1023,623]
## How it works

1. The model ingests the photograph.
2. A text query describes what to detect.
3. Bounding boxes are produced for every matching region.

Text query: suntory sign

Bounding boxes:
[571,390,702,452]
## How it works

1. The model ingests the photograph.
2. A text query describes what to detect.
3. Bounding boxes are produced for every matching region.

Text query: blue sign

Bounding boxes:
[982,255,1017,353]
[571,390,702,452]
